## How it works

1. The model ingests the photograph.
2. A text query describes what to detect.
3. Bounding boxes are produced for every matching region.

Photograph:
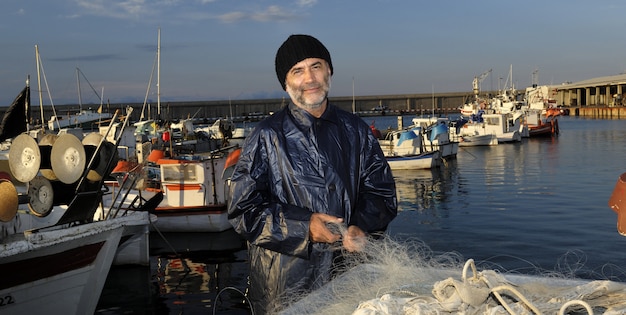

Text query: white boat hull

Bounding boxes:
[386,151,440,170]
[4,207,153,266]
[457,133,498,146]
[0,213,146,315]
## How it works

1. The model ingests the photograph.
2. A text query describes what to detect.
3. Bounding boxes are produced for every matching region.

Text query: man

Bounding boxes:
[227,34,397,314]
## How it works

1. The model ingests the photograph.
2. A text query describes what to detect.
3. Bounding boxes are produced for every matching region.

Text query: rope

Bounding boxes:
[213,286,254,315]
[559,300,594,315]
[490,285,541,315]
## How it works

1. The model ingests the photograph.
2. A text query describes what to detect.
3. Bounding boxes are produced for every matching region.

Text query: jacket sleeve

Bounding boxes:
[352,128,398,234]
[227,129,313,259]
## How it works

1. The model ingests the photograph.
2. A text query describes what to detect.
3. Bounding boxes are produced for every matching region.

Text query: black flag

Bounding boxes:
[0,85,30,142]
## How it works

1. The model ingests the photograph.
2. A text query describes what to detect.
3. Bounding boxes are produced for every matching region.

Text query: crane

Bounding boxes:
[472,69,492,97]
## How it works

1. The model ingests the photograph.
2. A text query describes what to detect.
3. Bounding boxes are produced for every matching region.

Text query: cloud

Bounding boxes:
[251,5,299,22]
[70,0,314,24]
[297,0,317,8]
[218,5,301,23]
[48,53,125,62]
[73,0,156,19]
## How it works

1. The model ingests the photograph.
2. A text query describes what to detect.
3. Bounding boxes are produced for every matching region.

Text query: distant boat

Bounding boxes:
[410,117,459,159]
[47,109,111,131]
[526,109,560,137]
[452,112,524,144]
[523,86,561,137]
[376,127,441,170]
[385,151,441,170]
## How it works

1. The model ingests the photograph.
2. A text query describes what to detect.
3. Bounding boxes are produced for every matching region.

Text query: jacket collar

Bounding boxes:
[287,101,339,128]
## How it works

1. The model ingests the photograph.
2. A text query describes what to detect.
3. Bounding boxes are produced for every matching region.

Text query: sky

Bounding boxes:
[2,0,626,107]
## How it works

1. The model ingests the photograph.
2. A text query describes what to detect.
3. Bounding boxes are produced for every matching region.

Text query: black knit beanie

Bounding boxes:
[275,34,334,90]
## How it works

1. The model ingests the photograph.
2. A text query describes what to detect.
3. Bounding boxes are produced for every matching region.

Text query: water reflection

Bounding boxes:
[149,231,249,314]
[98,230,250,314]
[392,159,462,216]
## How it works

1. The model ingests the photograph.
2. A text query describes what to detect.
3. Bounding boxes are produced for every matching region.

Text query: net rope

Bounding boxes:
[277,229,626,315]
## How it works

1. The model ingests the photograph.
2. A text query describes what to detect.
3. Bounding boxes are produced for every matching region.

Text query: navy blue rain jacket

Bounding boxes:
[228,102,397,313]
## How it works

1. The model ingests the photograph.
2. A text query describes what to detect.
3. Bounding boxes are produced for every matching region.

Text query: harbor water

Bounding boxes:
[96,116,626,314]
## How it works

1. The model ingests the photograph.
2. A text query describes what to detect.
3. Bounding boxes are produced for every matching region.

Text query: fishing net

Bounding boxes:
[277,227,626,315]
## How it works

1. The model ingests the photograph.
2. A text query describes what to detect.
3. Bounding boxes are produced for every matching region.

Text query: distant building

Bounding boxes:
[552,73,626,107]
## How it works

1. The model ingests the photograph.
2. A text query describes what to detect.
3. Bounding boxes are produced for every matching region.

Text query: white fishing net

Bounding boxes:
[277,231,626,315]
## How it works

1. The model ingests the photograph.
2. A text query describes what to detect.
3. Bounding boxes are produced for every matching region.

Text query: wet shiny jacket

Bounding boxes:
[228,102,397,314]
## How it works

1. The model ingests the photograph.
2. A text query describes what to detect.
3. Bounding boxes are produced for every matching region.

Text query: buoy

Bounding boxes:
[147,149,165,163]
[0,179,18,222]
[224,148,241,170]
[162,131,170,142]
[609,172,626,236]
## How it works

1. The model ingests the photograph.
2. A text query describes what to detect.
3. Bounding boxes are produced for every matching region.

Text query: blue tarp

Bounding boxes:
[397,130,418,146]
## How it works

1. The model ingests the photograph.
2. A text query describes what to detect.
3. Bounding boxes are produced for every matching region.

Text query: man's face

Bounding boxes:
[285,58,331,114]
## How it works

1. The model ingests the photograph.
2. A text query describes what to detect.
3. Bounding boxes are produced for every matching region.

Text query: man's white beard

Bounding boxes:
[286,79,331,110]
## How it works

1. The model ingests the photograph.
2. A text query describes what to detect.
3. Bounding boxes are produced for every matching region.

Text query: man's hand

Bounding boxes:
[343,225,366,252]
[309,213,343,243]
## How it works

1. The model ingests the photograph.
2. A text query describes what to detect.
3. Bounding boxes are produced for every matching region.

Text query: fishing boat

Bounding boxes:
[453,112,525,144]
[0,206,148,315]
[449,117,498,146]
[460,69,492,117]
[523,84,561,137]
[410,117,459,158]
[0,108,153,314]
[194,118,250,145]
[526,109,560,137]
[377,128,441,170]
[1,100,154,266]
[47,109,110,131]
[106,145,240,233]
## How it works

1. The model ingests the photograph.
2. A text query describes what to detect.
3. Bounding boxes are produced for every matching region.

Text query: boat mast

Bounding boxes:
[431,84,435,116]
[76,67,83,112]
[229,97,233,119]
[26,75,30,132]
[35,45,44,127]
[352,76,355,114]
[157,27,161,119]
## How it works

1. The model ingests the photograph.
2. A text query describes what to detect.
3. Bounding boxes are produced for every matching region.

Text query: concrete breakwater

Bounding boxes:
[5,90,626,125]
